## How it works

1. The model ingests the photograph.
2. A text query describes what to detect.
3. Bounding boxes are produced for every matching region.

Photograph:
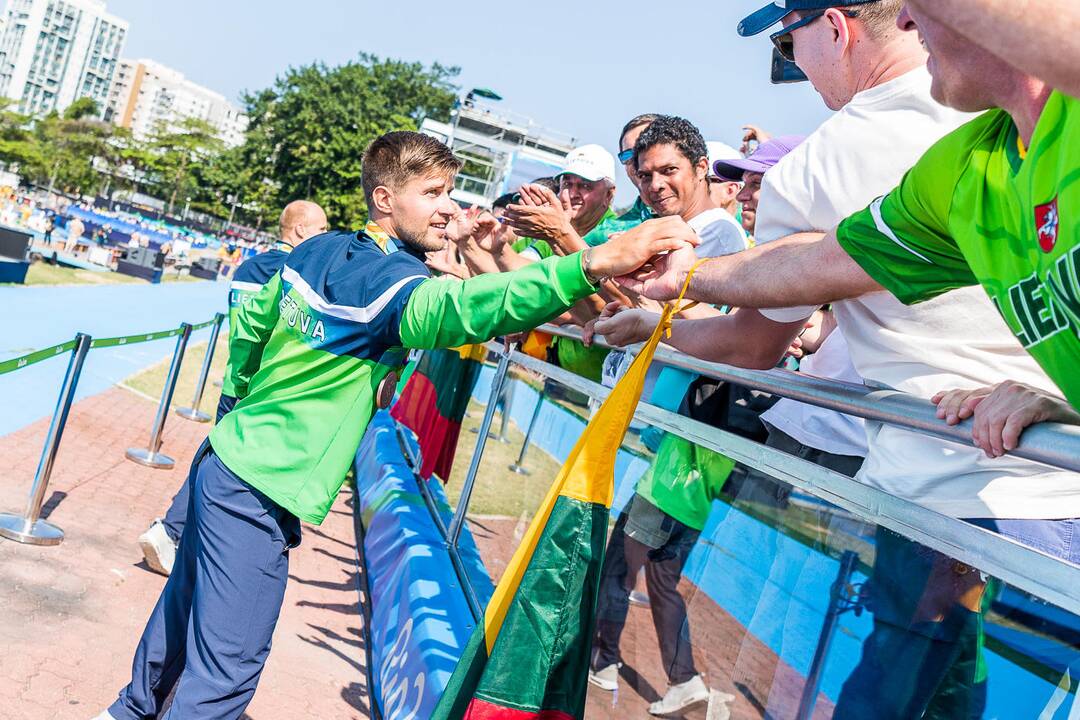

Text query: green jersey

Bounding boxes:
[209,227,596,524]
[836,91,1080,406]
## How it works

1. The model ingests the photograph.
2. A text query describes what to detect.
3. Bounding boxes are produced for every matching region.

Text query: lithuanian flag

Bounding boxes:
[432,303,677,720]
[391,344,488,481]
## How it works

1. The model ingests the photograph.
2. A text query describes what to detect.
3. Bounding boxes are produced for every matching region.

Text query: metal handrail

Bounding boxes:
[480,340,1080,618]
[535,323,1080,474]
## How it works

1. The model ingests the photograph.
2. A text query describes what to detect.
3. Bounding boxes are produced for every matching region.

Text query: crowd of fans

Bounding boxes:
[414,0,1080,714]
[92,1,1080,718]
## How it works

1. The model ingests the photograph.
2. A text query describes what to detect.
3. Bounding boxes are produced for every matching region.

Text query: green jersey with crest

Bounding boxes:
[836,90,1080,407]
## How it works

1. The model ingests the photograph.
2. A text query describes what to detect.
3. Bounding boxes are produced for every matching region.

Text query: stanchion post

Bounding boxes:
[126,322,192,469]
[0,333,92,546]
[448,347,513,547]
[508,387,546,475]
[176,313,224,423]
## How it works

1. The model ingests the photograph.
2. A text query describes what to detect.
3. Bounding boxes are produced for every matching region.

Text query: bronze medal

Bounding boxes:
[376,372,398,409]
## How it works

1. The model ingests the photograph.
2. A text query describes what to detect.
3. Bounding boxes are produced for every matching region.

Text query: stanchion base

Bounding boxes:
[508,463,531,476]
[469,428,498,439]
[175,407,211,423]
[126,447,175,469]
[0,513,64,546]
[629,590,651,608]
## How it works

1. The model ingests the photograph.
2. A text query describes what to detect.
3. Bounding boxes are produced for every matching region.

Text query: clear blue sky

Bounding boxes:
[105,0,834,205]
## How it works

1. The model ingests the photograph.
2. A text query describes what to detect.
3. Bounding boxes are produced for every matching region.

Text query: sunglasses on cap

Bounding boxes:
[770,7,858,62]
[617,148,635,164]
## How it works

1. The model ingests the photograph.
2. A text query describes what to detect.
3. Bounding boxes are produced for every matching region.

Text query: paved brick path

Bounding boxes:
[0,386,371,719]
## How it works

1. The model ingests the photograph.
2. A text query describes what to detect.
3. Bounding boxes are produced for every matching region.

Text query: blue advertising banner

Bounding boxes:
[354,410,495,720]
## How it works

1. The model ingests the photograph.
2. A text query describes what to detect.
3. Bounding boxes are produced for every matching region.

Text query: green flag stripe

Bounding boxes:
[433,495,607,720]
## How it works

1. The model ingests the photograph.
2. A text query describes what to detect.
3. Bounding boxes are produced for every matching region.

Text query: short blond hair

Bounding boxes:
[361,131,462,206]
[855,0,904,40]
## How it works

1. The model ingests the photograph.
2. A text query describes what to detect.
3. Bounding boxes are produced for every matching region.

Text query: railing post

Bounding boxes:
[176,313,225,423]
[508,387,546,476]
[796,550,860,720]
[126,322,192,469]
[447,347,514,547]
[0,333,91,546]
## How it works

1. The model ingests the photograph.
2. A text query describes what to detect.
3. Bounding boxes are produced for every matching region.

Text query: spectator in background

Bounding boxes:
[505,145,618,261]
[64,215,84,254]
[580,113,660,247]
[43,214,54,245]
[705,141,744,221]
[634,116,747,259]
[715,136,807,236]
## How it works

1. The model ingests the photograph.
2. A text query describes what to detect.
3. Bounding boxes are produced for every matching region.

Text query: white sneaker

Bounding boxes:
[649,675,710,716]
[588,663,620,692]
[138,519,177,576]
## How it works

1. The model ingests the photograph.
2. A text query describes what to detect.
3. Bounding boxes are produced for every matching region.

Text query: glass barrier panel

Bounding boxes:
[582,428,1080,720]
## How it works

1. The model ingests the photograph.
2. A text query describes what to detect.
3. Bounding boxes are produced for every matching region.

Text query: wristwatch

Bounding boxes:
[582,247,606,286]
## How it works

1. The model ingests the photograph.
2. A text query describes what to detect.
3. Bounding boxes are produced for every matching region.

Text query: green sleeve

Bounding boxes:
[224,273,282,398]
[835,129,980,305]
[399,251,596,349]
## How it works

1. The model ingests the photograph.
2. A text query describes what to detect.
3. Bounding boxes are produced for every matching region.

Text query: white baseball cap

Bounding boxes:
[706,141,742,179]
[558,144,616,184]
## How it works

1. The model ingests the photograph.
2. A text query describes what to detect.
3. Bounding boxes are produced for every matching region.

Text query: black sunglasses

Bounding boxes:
[617,148,635,164]
[770,8,858,62]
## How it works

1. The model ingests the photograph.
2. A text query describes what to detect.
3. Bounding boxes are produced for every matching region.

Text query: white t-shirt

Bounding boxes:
[761,329,869,457]
[757,67,1080,519]
[687,207,748,258]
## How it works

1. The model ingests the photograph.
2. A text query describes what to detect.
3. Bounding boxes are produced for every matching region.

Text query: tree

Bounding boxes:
[235,53,459,227]
[63,97,100,121]
[147,117,224,214]
[0,100,42,171]
[32,110,117,195]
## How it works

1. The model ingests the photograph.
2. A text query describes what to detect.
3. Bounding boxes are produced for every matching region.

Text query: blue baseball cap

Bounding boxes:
[738,0,875,37]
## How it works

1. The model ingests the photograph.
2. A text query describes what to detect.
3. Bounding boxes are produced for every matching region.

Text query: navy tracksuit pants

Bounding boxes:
[161,395,237,543]
[110,441,301,719]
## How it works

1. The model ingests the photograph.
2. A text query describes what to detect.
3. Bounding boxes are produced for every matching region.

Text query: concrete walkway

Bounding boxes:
[0,384,372,719]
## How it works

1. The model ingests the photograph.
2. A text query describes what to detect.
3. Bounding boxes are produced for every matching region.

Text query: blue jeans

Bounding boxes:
[161,395,237,543]
[111,442,301,720]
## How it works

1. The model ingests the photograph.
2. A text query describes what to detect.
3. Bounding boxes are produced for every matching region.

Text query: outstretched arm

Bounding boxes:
[588,303,805,370]
[398,226,699,350]
[613,217,882,308]
[904,0,1080,97]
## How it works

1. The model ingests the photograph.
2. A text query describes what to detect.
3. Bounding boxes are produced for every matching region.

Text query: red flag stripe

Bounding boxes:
[463,698,576,720]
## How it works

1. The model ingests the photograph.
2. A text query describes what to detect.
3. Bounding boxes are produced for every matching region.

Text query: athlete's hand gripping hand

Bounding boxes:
[590,216,700,292]
[932,380,1080,458]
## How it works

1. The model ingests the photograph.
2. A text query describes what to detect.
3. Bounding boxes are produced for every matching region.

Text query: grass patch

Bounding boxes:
[121,331,231,418]
[443,398,566,518]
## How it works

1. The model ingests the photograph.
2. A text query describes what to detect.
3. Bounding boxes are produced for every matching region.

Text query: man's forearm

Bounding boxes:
[685,232,882,309]
[400,252,596,349]
[907,0,1080,96]
[666,309,802,370]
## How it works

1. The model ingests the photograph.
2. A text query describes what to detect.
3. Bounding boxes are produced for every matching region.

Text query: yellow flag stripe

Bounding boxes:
[481,259,709,652]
